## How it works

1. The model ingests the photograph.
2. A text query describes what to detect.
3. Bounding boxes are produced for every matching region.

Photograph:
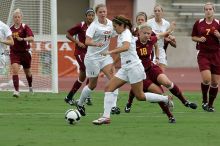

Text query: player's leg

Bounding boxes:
[65,54,87,105]
[93,76,126,125]
[207,74,220,112]
[101,57,120,114]
[22,52,33,94]
[157,73,197,109]
[11,63,20,97]
[147,83,175,123]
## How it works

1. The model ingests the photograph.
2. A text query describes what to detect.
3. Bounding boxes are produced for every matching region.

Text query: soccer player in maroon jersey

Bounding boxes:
[124,23,197,117]
[10,9,34,97]
[64,8,95,105]
[192,2,220,112]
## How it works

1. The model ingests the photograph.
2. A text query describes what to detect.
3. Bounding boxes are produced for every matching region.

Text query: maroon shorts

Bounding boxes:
[10,51,32,69]
[143,64,163,90]
[197,51,220,75]
[75,54,86,72]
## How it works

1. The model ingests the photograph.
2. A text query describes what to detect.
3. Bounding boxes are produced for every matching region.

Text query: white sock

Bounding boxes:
[103,92,116,118]
[78,85,92,106]
[112,89,119,107]
[144,92,168,103]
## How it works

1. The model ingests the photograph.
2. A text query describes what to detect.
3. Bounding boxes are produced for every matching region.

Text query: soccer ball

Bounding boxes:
[65,109,81,125]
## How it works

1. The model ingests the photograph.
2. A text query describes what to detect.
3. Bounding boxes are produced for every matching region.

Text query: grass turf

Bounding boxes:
[0,91,220,146]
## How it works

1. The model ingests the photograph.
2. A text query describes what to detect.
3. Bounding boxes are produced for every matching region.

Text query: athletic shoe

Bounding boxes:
[92,117,111,125]
[168,117,176,123]
[111,107,120,115]
[13,91,20,98]
[76,103,86,116]
[124,103,132,113]
[29,87,34,94]
[86,98,93,106]
[64,97,75,106]
[184,101,197,109]
[206,107,215,112]
[202,103,208,111]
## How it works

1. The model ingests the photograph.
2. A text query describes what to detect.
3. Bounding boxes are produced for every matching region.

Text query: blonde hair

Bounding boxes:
[154,4,164,12]
[95,4,106,13]
[13,8,23,17]
[204,2,215,11]
[139,22,152,31]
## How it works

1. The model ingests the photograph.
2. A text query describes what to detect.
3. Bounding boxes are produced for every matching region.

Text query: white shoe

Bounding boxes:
[29,87,34,94]
[13,91,20,98]
[92,117,110,125]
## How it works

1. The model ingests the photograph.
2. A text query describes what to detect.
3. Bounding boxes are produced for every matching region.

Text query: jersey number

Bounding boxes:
[206,29,210,35]
[140,48,147,56]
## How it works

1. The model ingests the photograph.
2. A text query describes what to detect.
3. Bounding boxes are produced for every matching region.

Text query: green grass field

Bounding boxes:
[0,91,220,146]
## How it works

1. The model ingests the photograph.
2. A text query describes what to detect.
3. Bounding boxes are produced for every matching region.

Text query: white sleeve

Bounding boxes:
[4,24,12,37]
[121,30,131,43]
[86,22,96,38]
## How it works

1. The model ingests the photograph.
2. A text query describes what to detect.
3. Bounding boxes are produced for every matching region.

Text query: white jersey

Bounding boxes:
[0,21,12,54]
[86,18,116,60]
[147,18,170,49]
[117,29,141,69]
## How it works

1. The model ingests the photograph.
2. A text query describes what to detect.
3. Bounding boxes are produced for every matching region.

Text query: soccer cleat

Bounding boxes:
[168,117,176,123]
[111,107,120,115]
[64,97,75,106]
[13,91,20,98]
[85,98,93,106]
[184,101,197,109]
[92,117,111,125]
[202,103,208,111]
[76,103,86,116]
[206,107,215,112]
[29,87,34,94]
[124,103,132,113]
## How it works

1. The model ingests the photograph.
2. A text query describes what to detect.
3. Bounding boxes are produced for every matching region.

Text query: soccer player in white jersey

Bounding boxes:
[0,20,14,69]
[147,4,174,72]
[76,4,119,116]
[92,15,172,125]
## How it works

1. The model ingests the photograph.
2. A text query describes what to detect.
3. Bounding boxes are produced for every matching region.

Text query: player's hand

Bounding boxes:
[16,37,23,41]
[199,36,206,42]
[95,42,104,47]
[214,30,220,38]
[77,42,86,48]
[100,51,110,56]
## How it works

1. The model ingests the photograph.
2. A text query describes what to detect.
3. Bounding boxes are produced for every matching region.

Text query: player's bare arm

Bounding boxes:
[0,35,14,46]
[66,32,86,48]
[192,36,206,43]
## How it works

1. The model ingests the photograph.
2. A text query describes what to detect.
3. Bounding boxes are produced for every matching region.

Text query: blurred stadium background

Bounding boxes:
[1,0,220,92]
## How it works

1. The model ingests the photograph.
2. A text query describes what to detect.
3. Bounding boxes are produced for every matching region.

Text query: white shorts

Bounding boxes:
[115,63,146,84]
[0,54,6,69]
[153,48,167,66]
[85,55,113,77]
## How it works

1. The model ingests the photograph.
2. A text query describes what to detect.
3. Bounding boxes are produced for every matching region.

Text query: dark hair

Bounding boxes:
[112,15,132,31]
[136,12,147,22]
[85,8,95,16]
[95,4,106,13]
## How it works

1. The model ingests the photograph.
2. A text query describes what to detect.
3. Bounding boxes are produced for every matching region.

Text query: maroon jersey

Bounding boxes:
[67,21,88,55]
[10,23,34,53]
[136,36,157,69]
[191,18,220,52]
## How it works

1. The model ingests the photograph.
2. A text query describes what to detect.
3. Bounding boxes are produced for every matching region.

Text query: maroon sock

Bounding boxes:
[201,83,210,103]
[169,84,187,104]
[67,80,82,99]
[158,102,173,118]
[127,90,135,105]
[208,86,218,108]
[26,75,32,87]
[12,75,19,91]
